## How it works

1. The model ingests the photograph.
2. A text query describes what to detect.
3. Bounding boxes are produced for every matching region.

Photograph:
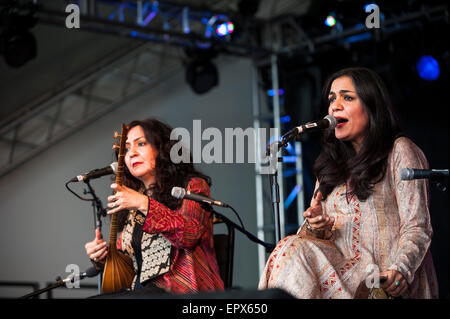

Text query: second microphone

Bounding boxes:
[171,187,229,207]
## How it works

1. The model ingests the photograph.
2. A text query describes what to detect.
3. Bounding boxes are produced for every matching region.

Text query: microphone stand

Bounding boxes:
[19,278,69,299]
[19,272,91,299]
[201,203,275,252]
[265,131,299,244]
[266,141,283,244]
[83,180,106,295]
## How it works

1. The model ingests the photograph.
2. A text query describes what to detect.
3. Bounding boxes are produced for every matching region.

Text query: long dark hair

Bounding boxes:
[116,118,211,230]
[313,67,402,201]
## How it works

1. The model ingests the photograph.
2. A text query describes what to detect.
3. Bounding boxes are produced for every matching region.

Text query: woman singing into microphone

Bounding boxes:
[258,67,438,299]
[84,118,224,294]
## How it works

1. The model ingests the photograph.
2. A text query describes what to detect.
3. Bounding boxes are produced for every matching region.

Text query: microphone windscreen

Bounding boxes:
[171,187,185,199]
[85,267,100,278]
[324,115,337,129]
[399,168,413,180]
[110,162,118,174]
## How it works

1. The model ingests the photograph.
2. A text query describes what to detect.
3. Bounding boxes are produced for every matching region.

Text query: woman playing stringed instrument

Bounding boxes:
[84,118,224,294]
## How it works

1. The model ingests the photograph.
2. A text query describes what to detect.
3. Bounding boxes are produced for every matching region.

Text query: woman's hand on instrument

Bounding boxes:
[85,228,107,263]
[303,191,334,232]
[107,183,149,215]
[380,269,408,297]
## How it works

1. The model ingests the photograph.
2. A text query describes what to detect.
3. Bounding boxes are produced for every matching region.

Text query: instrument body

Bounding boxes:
[101,124,135,293]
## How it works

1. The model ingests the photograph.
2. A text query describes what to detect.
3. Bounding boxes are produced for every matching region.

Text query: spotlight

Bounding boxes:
[323,12,343,32]
[416,55,440,81]
[215,21,234,37]
[325,15,336,27]
[280,115,291,123]
[267,89,285,96]
[205,14,235,39]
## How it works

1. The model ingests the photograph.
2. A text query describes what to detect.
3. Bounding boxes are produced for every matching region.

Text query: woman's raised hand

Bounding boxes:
[303,191,334,232]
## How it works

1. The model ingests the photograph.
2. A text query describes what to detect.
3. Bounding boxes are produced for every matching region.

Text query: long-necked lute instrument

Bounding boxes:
[101,123,135,293]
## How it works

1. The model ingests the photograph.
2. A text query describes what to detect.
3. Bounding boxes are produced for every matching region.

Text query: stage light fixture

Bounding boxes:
[0,4,37,68]
[204,14,235,39]
[267,89,285,96]
[280,115,291,123]
[325,15,336,27]
[0,29,37,67]
[216,21,234,37]
[416,55,440,81]
[185,48,219,95]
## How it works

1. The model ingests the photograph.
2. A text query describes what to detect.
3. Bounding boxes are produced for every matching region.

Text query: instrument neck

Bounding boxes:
[108,123,127,250]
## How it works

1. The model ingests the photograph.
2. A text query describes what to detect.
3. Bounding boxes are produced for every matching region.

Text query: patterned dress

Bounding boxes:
[258,137,439,298]
[118,177,224,294]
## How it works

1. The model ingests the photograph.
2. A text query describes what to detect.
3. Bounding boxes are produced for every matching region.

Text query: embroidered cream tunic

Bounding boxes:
[258,137,439,298]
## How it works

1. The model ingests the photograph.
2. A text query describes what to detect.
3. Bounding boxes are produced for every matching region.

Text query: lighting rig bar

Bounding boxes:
[278,4,449,56]
[30,0,272,58]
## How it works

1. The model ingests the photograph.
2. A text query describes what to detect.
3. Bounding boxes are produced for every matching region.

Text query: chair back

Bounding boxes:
[213,216,235,289]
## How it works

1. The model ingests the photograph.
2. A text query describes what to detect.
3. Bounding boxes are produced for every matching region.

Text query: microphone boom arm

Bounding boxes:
[201,203,275,252]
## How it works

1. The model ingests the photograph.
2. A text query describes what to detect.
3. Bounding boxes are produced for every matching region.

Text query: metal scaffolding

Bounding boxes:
[0,40,184,178]
[33,0,271,57]
[0,0,271,179]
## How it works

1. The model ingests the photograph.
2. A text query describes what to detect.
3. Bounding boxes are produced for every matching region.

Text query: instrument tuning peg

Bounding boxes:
[112,144,120,150]
[114,132,121,138]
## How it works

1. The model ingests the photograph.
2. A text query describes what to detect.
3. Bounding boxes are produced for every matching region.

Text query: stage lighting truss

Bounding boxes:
[276,3,449,56]
[0,41,184,179]
[7,1,445,61]
[25,0,269,58]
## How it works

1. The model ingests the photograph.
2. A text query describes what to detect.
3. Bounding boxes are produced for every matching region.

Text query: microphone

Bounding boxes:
[80,266,100,279]
[69,162,118,182]
[61,266,100,284]
[400,168,449,180]
[171,186,229,207]
[282,115,337,143]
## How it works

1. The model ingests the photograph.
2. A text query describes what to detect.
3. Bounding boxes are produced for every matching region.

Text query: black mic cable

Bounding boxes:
[171,186,246,231]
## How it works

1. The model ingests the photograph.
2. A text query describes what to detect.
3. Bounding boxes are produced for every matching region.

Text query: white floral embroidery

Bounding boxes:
[121,211,171,288]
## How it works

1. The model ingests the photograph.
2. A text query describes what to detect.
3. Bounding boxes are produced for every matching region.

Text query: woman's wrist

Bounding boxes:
[140,194,150,215]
